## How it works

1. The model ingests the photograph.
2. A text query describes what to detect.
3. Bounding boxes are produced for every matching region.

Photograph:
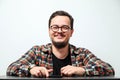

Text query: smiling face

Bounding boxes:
[49,16,74,49]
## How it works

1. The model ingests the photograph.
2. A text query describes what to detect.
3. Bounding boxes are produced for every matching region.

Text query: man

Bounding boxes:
[7,10,115,77]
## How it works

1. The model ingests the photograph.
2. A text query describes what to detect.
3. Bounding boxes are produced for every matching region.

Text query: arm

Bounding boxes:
[60,48,115,77]
[6,47,36,77]
[82,49,115,76]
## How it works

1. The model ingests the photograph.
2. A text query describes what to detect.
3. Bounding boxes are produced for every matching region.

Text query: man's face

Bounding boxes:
[49,16,74,48]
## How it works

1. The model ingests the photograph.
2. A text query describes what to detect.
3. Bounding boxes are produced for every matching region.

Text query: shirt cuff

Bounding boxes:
[28,64,36,71]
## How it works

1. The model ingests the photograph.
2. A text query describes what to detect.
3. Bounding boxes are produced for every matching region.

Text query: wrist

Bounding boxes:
[76,67,86,76]
[28,64,36,71]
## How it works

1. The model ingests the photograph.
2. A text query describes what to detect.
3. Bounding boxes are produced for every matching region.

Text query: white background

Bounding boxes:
[0,0,120,76]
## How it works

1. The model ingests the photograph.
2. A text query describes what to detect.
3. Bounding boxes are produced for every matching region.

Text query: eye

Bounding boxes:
[52,25,58,29]
[62,25,70,30]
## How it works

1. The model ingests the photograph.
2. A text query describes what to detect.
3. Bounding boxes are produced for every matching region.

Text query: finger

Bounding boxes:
[38,70,43,77]
[48,69,53,73]
[33,70,41,77]
[61,65,70,71]
[40,68,50,77]
[61,67,69,74]
[44,69,52,77]
[36,70,43,77]
[47,69,53,77]
[61,68,73,76]
[61,71,72,77]
[61,66,67,71]
[40,70,46,77]
[66,70,73,76]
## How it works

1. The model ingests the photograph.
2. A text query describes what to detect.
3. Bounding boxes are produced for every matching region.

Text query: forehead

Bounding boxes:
[51,16,70,25]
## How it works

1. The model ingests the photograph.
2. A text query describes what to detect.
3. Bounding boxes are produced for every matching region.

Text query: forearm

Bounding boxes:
[81,50,115,76]
[83,63,115,76]
[6,62,31,77]
[6,46,37,77]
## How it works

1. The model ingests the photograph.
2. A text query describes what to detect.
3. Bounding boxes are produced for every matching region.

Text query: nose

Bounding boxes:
[57,27,62,32]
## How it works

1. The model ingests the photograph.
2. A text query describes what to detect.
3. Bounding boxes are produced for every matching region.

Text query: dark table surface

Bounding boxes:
[0,75,119,80]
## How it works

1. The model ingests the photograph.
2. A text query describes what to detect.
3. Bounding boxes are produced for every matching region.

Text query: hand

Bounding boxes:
[30,66,53,77]
[61,65,85,77]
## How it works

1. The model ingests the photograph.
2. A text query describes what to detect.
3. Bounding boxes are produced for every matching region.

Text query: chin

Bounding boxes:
[52,40,68,49]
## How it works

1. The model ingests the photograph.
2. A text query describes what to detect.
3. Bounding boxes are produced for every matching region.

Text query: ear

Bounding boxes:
[70,29,74,37]
[48,28,51,37]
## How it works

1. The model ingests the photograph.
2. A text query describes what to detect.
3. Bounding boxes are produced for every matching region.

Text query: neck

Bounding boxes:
[52,44,69,59]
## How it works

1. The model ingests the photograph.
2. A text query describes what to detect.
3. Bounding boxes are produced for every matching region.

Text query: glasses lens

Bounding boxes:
[51,25,58,32]
[62,26,70,32]
[50,25,71,32]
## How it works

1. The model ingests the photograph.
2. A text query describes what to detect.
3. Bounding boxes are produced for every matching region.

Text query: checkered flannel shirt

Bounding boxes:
[6,43,115,77]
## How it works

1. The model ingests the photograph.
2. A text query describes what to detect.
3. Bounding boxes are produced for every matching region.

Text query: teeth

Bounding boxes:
[57,35,63,38]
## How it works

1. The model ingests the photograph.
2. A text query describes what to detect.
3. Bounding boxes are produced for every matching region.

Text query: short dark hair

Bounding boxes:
[48,10,74,30]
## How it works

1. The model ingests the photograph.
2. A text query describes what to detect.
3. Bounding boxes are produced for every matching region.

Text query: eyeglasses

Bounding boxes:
[50,25,71,32]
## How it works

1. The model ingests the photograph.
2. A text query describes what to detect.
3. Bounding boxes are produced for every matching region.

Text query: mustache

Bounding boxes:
[54,33,65,37]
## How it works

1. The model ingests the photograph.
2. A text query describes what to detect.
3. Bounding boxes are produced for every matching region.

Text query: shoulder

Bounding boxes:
[70,44,92,55]
[31,43,52,52]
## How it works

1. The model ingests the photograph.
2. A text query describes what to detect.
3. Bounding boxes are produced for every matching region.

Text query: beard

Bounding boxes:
[52,40,69,49]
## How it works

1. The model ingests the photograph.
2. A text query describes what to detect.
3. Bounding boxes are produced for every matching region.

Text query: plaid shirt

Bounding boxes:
[6,43,115,77]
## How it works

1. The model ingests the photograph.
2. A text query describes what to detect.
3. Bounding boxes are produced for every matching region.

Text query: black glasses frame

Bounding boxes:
[50,25,71,32]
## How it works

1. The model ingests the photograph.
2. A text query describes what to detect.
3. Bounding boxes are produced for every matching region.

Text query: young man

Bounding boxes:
[7,10,115,77]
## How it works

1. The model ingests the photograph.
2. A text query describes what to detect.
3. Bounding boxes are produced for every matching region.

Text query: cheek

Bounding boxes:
[66,32,73,37]
[70,30,73,37]
[49,30,52,37]
[49,30,54,37]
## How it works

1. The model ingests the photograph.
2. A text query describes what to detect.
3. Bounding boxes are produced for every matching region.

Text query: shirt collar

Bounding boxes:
[41,43,76,55]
